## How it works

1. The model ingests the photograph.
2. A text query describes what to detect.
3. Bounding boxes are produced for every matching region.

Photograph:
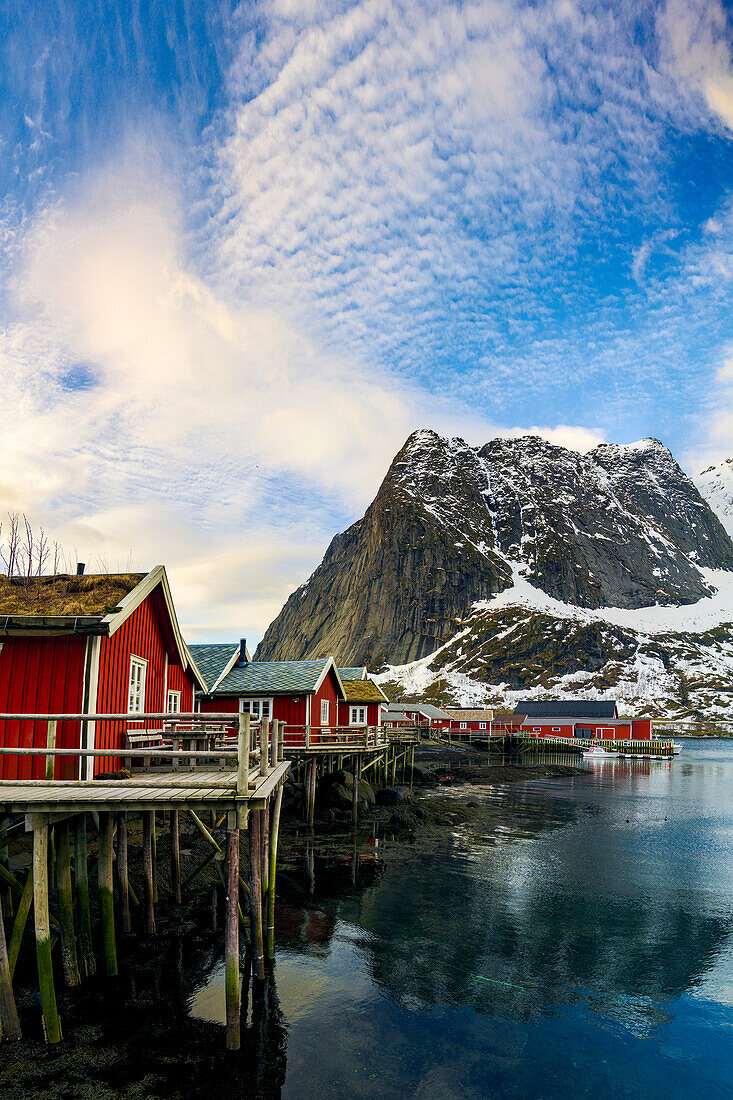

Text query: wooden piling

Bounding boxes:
[98,812,118,977]
[117,812,131,934]
[308,759,316,827]
[266,785,283,961]
[249,809,265,981]
[352,754,361,826]
[55,821,81,987]
[33,823,61,1043]
[170,810,181,904]
[225,818,240,1051]
[142,812,156,935]
[74,815,96,977]
[0,817,13,923]
[261,796,270,902]
[151,810,158,904]
[0,879,21,1041]
[8,867,33,978]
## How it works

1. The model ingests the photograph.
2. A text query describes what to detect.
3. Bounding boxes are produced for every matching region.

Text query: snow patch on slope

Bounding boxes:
[697,457,733,538]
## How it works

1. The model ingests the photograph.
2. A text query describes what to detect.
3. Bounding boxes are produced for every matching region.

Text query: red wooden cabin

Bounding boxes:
[192,644,347,745]
[336,674,388,728]
[513,700,654,740]
[0,566,206,780]
[446,708,494,734]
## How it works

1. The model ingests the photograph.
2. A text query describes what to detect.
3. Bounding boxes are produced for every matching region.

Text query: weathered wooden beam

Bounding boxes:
[266,785,283,962]
[33,823,61,1043]
[170,810,181,904]
[142,812,156,935]
[55,821,80,987]
[74,815,96,977]
[151,811,158,904]
[8,867,33,979]
[249,810,265,981]
[117,812,131,934]
[225,818,240,1051]
[237,713,250,795]
[0,881,21,1040]
[98,813,118,977]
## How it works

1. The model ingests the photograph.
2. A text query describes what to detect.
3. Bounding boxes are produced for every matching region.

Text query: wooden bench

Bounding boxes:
[124,729,172,772]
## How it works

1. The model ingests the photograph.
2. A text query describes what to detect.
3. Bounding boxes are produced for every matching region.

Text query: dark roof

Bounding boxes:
[215,659,338,696]
[187,644,238,691]
[338,666,368,680]
[514,700,617,719]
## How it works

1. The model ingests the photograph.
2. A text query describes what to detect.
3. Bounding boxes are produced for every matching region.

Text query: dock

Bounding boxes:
[0,711,289,1050]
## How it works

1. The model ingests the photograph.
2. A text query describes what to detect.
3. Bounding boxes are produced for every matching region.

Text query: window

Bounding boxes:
[552,726,561,732]
[350,706,367,726]
[532,726,541,732]
[128,656,147,713]
[479,722,486,730]
[167,690,181,713]
[239,698,272,719]
[321,699,330,724]
[460,722,467,729]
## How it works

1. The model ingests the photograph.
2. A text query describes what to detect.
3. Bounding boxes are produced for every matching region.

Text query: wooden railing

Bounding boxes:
[514,731,674,756]
[281,725,389,752]
[0,713,287,791]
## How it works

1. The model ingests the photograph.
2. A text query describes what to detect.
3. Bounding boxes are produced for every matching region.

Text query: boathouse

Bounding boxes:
[446,707,494,733]
[513,700,653,740]
[0,566,206,780]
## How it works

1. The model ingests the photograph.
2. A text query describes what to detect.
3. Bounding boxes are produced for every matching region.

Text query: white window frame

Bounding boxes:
[128,656,147,714]
[532,726,541,732]
[552,726,561,732]
[460,722,467,729]
[350,706,367,726]
[321,698,330,725]
[167,690,182,713]
[238,698,272,720]
[479,722,486,730]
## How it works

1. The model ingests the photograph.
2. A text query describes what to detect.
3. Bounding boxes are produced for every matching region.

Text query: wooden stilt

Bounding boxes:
[410,746,415,789]
[308,759,316,828]
[249,809,265,980]
[142,812,156,935]
[0,817,13,923]
[55,821,80,987]
[151,810,158,904]
[8,867,33,978]
[352,754,361,826]
[261,796,270,902]
[225,818,240,1051]
[98,812,118,977]
[170,810,181,904]
[117,812,131,934]
[74,815,96,977]
[266,785,283,961]
[0,879,21,1040]
[33,823,61,1043]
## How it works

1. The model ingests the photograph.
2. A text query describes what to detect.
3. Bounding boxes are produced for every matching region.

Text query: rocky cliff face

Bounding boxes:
[256,430,733,682]
[697,457,733,538]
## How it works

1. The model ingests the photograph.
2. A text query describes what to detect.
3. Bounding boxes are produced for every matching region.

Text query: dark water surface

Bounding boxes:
[4,740,733,1099]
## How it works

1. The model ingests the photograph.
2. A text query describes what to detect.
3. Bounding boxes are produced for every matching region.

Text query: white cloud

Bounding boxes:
[659,0,733,130]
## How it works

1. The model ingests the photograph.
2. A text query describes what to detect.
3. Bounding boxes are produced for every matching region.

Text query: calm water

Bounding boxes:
[197,739,733,1099]
[5,741,733,1099]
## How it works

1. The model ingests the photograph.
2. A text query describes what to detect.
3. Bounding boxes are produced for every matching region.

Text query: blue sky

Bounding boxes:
[1,0,733,640]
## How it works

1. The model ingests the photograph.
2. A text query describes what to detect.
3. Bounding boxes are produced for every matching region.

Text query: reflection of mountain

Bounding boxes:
[331,782,733,1030]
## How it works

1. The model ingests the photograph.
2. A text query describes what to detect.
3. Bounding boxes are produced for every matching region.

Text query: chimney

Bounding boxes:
[238,638,248,666]
[76,562,85,576]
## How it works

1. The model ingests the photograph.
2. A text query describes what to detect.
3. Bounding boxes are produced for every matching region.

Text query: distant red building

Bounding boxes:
[336,673,388,728]
[0,566,205,780]
[512,700,653,740]
[446,708,494,734]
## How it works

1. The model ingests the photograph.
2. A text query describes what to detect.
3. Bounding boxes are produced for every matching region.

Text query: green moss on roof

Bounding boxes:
[0,573,145,617]
[342,679,386,703]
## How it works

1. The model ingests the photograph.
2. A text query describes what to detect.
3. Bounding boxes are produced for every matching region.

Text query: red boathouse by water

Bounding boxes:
[512,700,653,740]
[0,566,206,780]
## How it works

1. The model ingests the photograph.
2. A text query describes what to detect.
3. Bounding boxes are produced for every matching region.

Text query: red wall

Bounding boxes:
[165,661,195,711]
[337,700,381,726]
[449,720,492,732]
[199,696,239,714]
[0,635,87,780]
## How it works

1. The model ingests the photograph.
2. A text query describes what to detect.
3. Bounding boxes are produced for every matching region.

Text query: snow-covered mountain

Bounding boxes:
[257,430,733,718]
[697,457,733,538]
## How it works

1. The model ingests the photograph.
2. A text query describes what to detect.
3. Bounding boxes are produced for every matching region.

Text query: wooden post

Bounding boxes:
[225,817,240,1051]
[45,720,57,781]
[260,718,270,777]
[266,785,283,962]
[142,812,156,935]
[8,867,33,978]
[249,810,265,981]
[117,813,131,934]
[352,754,360,826]
[237,712,251,794]
[310,759,317,827]
[261,797,270,903]
[74,815,96,976]
[170,810,181,904]
[270,717,278,771]
[0,817,13,923]
[98,813,118,977]
[151,810,158,904]
[33,823,61,1043]
[55,822,80,987]
[410,746,415,789]
[0,879,21,1040]
[277,720,285,764]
